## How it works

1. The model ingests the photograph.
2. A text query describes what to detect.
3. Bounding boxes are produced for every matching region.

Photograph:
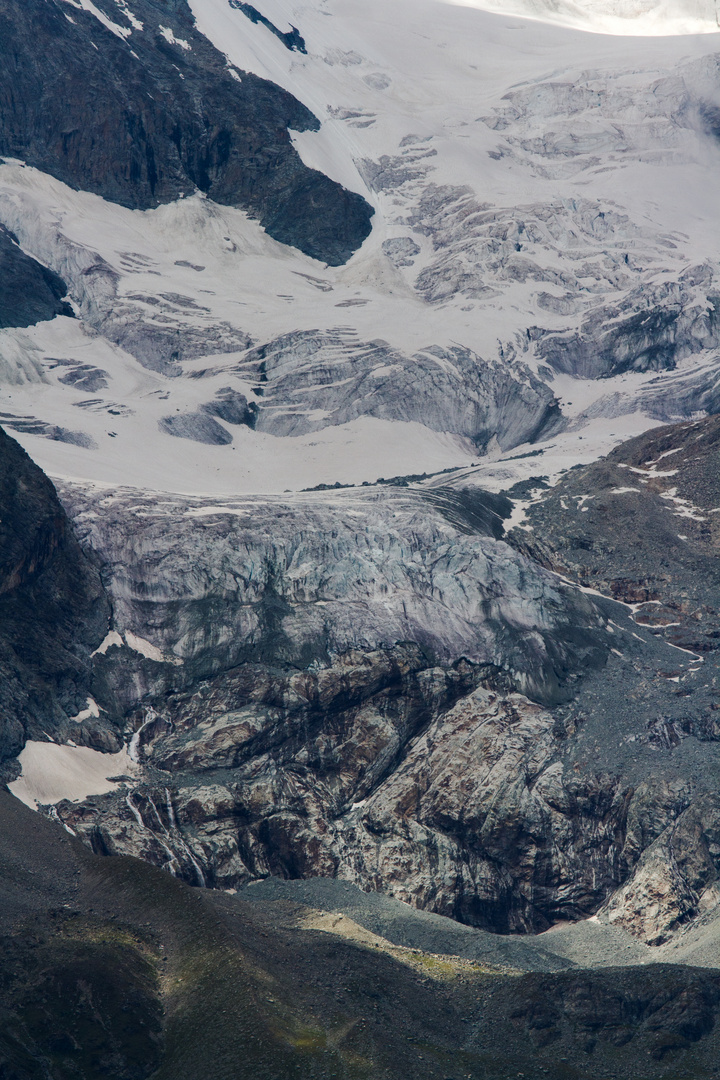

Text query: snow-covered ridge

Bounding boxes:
[449,0,720,36]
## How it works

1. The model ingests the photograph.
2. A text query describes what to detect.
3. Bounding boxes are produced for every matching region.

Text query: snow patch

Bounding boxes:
[8,741,137,809]
[91,629,124,656]
[158,25,191,49]
[69,696,101,721]
[124,630,166,663]
[61,0,134,40]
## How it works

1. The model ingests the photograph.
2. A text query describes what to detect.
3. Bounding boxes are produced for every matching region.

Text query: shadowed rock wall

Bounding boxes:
[0,0,373,264]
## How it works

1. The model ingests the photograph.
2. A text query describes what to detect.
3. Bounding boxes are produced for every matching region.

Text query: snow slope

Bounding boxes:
[1,0,720,494]
[450,0,720,36]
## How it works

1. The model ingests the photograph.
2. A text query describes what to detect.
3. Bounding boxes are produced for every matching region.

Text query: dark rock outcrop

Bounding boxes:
[0,426,114,766]
[0,0,372,264]
[0,225,73,329]
[229,1,307,53]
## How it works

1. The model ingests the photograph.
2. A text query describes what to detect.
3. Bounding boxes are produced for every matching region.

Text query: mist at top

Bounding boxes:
[447,0,719,34]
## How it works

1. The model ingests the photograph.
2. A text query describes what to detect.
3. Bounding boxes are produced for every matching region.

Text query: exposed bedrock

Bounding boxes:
[58,634,715,935]
[0,0,372,264]
[10,418,720,943]
[0,224,74,330]
[44,476,693,934]
[503,414,720,940]
[507,413,720,653]
[0,426,115,770]
[603,793,720,945]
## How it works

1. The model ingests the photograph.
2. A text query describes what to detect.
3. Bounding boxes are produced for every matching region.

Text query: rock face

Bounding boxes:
[20,417,716,949]
[508,414,720,655]
[9,789,720,1080]
[1,404,719,960]
[15,471,666,935]
[0,426,114,770]
[0,0,372,264]
[0,225,74,329]
[604,794,720,945]
[505,413,720,942]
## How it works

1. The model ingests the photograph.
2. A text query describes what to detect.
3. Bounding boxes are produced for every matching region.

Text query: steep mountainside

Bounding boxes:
[4,0,720,1075]
[0,0,372,264]
[0,419,713,951]
[0,427,114,771]
[7,787,720,1080]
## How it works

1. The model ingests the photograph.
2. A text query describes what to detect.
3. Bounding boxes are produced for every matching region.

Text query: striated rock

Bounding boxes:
[10,417,720,949]
[604,794,720,944]
[45,477,651,928]
[333,688,628,932]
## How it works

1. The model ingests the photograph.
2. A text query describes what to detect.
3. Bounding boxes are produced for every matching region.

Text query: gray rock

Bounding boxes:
[0,425,115,766]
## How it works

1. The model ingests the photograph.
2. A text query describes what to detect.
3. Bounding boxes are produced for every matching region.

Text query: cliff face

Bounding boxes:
[5,395,720,1078]
[0,225,74,330]
[0,0,372,265]
[4,457,681,938]
[504,414,720,944]
[6,412,720,946]
[0,426,114,769]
